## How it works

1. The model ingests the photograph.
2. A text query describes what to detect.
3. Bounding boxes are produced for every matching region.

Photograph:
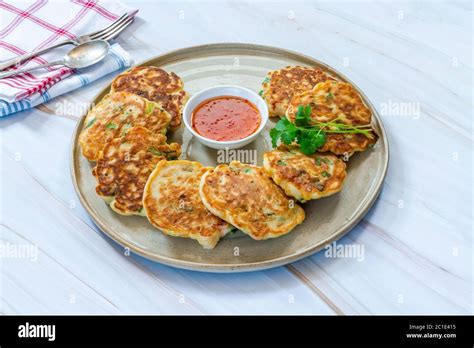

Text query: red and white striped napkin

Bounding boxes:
[0,0,136,110]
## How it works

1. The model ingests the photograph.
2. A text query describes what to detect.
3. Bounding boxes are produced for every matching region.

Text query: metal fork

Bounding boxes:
[0,12,134,71]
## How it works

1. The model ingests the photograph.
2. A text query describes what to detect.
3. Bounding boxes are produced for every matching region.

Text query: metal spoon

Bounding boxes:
[0,40,110,79]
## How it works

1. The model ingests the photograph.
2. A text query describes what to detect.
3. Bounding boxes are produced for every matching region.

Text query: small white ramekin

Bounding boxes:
[182,85,268,150]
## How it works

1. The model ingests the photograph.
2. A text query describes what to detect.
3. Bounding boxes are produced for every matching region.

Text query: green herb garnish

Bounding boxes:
[322,171,331,178]
[145,102,155,114]
[148,147,164,156]
[269,105,373,155]
[321,157,331,164]
[258,90,264,97]
[270,107,325,155]
[262,77,270,84]
[295,105,312,127]
[85,118,96,128]
[106,122,118,129]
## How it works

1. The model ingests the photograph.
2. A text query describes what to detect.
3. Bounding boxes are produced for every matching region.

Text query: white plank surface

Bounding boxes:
[0,0,472,314]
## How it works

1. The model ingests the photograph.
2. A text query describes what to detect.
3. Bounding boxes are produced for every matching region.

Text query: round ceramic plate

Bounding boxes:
[70,43,389,272]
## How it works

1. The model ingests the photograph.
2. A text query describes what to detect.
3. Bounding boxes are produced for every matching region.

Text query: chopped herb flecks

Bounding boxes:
[148,147,164,156]
[145,102,155,114]
[85,118,96,128]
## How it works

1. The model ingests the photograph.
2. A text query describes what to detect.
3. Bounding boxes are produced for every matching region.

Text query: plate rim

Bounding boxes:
[70,42,389,273]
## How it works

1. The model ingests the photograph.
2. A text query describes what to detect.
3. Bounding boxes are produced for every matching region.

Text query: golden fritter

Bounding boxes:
[318,133,375,156]
[261,66,333,117]
[199,161,305,240]
[143,160,233,249]
[263,147,346,202]
[111,66,188,130]
[286,80,377,156]
[79,91,171,161]
[93,126,181,216]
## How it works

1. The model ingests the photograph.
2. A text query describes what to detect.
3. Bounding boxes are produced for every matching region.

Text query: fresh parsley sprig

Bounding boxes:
[270,105,373,155]
[270,106,326,155]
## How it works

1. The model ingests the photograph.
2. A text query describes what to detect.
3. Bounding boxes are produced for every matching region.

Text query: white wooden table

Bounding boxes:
[1,0,472,314]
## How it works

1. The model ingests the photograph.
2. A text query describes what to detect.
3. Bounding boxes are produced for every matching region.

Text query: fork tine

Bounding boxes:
[97,17,134,41]
[89,13,132,40]
[85,13,129,39]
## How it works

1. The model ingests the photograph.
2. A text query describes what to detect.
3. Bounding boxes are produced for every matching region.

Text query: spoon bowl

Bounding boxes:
[64,40,110,69]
